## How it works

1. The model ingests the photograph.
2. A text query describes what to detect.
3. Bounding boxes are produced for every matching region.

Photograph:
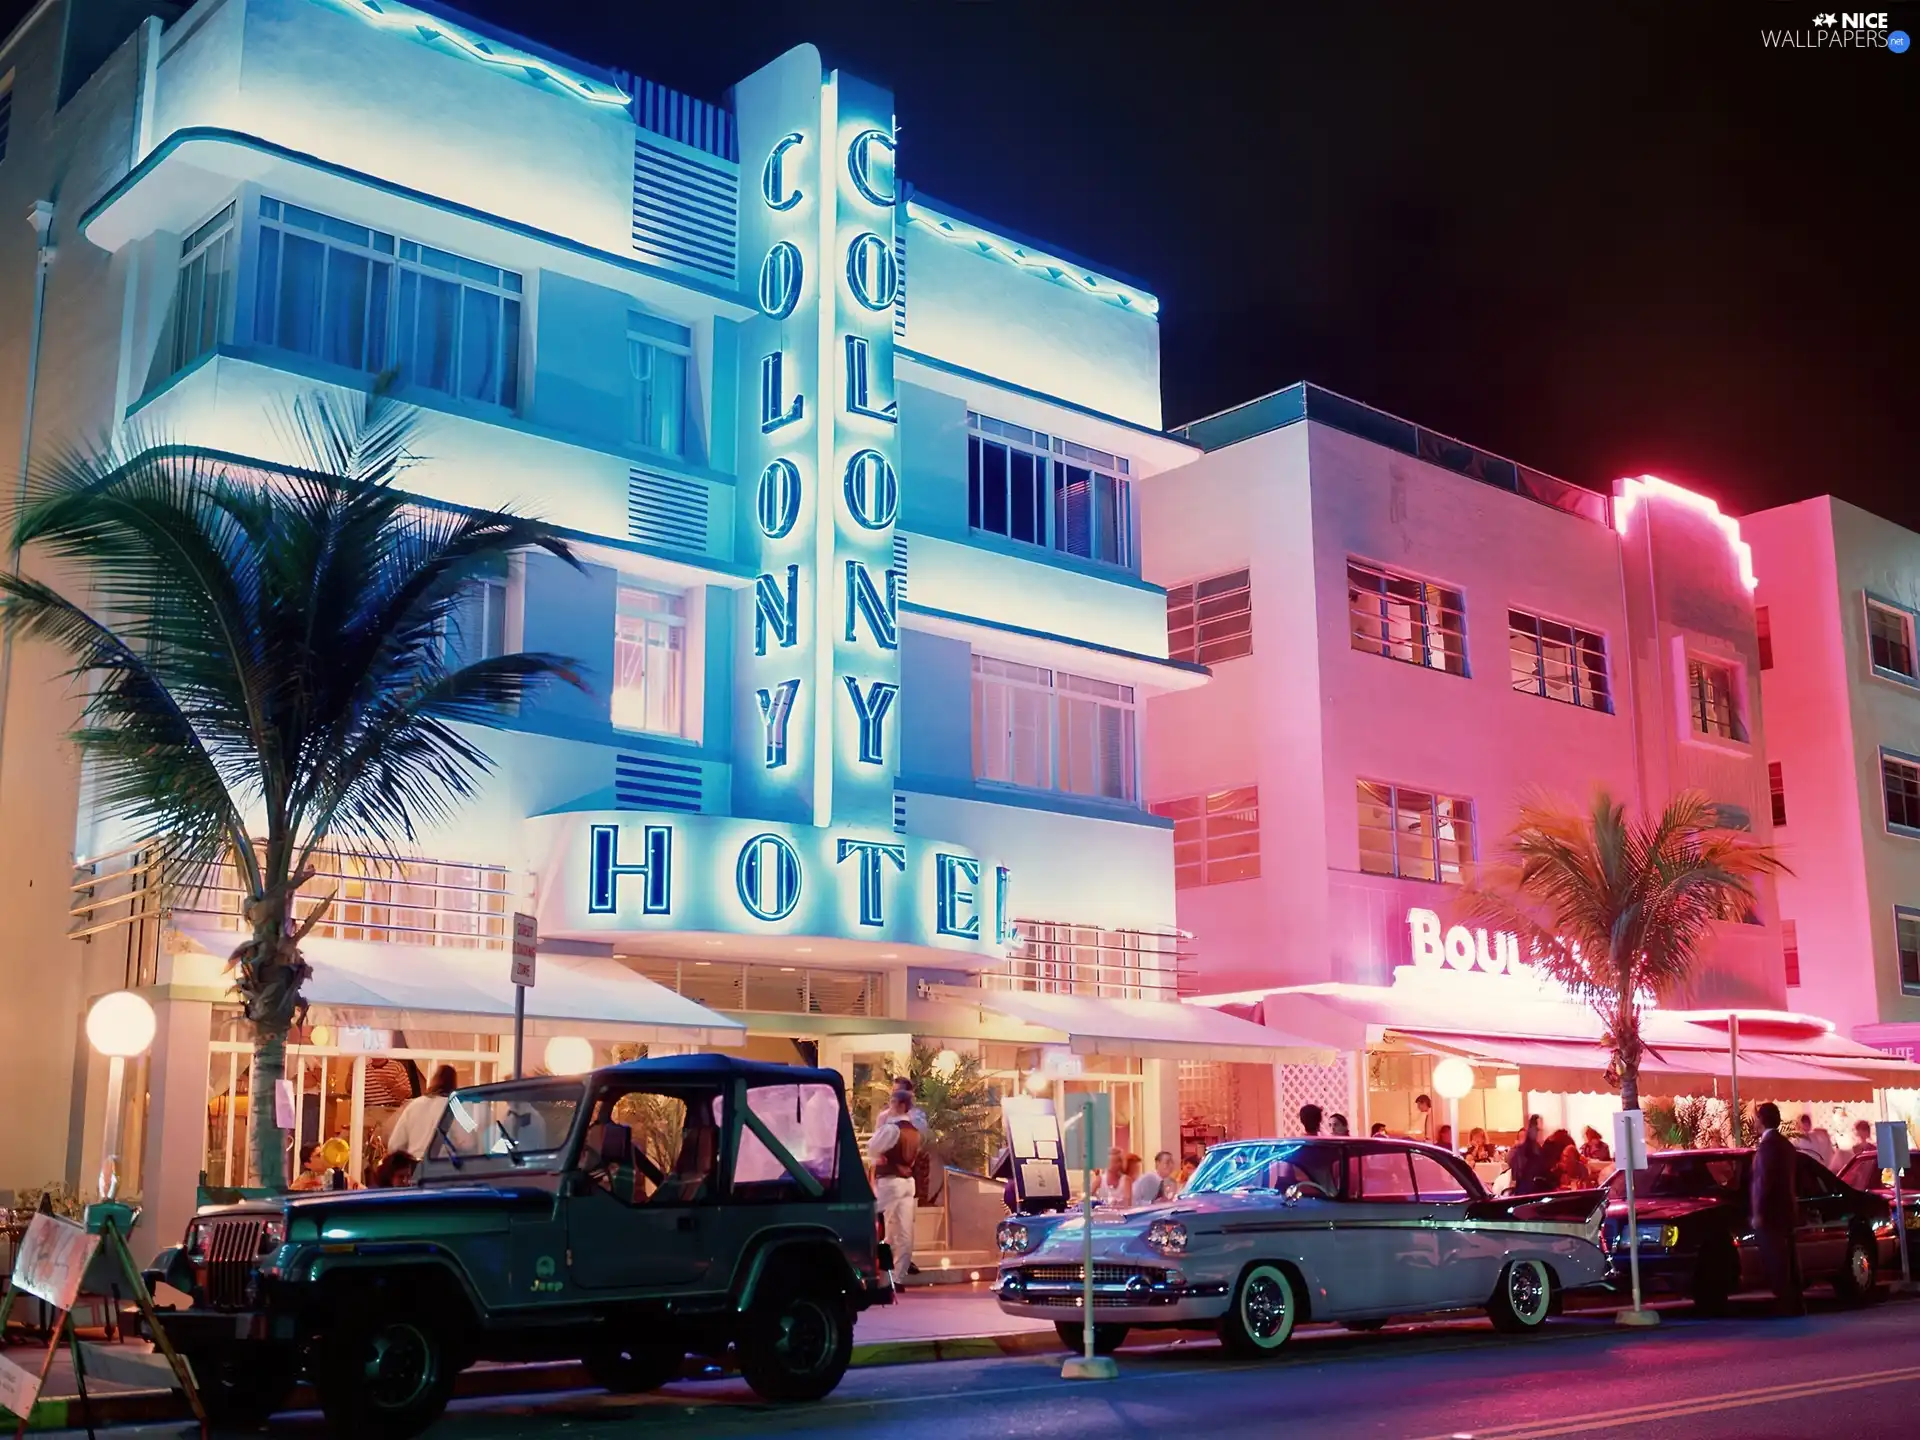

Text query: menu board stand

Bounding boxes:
[0,1209,206,1438]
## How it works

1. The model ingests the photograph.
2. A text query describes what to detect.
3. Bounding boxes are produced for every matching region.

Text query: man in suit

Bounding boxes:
[1751,1102,1804,1316]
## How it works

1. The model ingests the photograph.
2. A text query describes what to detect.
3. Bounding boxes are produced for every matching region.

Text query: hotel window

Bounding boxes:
[169,202,238,376]
[1755,605,1773,670]
[628,310,689,456]
[1867,599,1917,681]
[966,413,1132,568]
[443,576,507,670]
[1167,570,1252,665]
[1152,787,1260,889]
[1348,560,1467,676]
[1899,909,1920,995]
[1508,609,1610,712]
[253,198,521,407]
[611,585,686,736]
[1884,752,1920,834]
[972,656,1137,803]
[1782,920,1800,988]
[1356,780,1475,884]
[1687,658,1745,742]
[1769,761,1787,827]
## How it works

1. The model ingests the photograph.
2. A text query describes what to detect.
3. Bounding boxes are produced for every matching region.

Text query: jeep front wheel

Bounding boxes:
[181,1346,295,1429]
[737,1271,853,1402]
[315,1301,457,1439]
[584,1335,683,1394]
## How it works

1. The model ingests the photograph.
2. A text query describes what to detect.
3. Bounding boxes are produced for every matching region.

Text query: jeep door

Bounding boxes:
[566,1083,721,1290]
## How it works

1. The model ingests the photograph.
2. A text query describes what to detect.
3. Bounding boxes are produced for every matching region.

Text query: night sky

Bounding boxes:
[13,1,1919,523]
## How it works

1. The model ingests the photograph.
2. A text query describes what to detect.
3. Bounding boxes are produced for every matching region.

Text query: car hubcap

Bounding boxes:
[1243,1273,1288,1341]
[365,1323,433,1410]
[775,1299,832,1375]
[1851,1245,1872,1289]
[1510,1263,1546,1321]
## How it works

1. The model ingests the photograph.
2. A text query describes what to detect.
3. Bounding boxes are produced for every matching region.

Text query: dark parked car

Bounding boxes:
[143,1056,891,1437]
[1602,1148,1897,1312]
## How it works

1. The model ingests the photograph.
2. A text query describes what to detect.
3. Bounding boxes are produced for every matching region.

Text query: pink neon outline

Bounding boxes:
[1613,474,1757,591]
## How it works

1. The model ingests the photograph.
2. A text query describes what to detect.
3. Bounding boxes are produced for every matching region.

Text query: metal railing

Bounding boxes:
[71,839,517,955]
[989,920,1196,1000]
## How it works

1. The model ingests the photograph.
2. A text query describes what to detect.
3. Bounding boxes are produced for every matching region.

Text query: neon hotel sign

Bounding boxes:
[550,54,1011,958]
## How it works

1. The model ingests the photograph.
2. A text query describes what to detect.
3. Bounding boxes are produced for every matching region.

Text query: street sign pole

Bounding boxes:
[1877,1120,1913,1291]
[510,912,537,1081]
[1614,1108,1658,1328]
[1060,1099,1116,1381]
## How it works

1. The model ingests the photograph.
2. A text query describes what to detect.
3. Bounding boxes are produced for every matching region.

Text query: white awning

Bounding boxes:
[175,928,745,1047]
[927,985,1335,1064]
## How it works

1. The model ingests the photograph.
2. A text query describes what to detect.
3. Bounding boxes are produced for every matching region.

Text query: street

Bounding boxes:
[44,1293,1920,1440]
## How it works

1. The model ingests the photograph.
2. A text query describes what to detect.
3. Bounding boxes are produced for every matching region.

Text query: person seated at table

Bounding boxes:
[371,1150,417,1188]
[1463,1127,1496,1163]
[1369,1123,1389,1138]
[1545,1129,1586,1189]
[1837,1120,1880,1190]
[1580,1126,1612,1162]
[1435,1124,1455,1153]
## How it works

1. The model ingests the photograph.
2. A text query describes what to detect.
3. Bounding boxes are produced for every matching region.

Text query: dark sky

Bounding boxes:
[16,0,1920,523]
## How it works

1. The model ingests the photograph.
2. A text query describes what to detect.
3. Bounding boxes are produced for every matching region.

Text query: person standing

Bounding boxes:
[1752,1102,1804,1316]
[866,1087,922,1290]
[387,1064,457,1162]
[1298,1104,1324,1137]
[1410,1094,1434,1142]
[1328,1114,1351,1137]
[1507,1115,1551,1195]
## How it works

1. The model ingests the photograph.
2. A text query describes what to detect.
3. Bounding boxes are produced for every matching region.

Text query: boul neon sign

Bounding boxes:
[1406,908,1534,978]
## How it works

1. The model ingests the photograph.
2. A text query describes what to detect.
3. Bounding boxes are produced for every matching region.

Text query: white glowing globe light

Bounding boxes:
[1023,1070,1051,1097]
[544,1035,594,1076]
[932,1048,961,1080]
[86,991,157,1058]
[1431,1055,1476,1101]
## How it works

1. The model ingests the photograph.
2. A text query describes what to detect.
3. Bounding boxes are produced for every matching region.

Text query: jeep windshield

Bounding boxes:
[425,1079,585,1174]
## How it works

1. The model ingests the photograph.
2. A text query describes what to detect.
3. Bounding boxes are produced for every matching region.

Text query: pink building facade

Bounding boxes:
[1748,498,1920,1058]
[1138,385,1901,1145]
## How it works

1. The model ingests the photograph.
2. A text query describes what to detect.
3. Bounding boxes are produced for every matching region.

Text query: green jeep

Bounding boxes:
[145,1055,892,1437]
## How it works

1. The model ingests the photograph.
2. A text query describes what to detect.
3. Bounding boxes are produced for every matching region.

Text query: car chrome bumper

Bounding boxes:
[993,1265,1229,1323]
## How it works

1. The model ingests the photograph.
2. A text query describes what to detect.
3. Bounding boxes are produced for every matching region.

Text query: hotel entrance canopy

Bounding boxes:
[174,930,746,1048]
[923,985,1335,1065]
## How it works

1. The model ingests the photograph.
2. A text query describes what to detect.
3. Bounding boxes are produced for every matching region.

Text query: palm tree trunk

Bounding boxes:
[250,1024,288,1189]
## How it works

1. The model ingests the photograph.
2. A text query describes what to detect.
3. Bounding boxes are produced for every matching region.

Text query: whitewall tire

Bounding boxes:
[1218,1263,1298,1357]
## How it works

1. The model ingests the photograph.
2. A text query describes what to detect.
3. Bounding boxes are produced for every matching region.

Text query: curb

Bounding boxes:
[20,1329,1064,1430]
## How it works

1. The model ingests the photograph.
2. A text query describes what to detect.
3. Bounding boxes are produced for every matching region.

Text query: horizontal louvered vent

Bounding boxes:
[892,534,908,600]
[893,792,907,834]
[615,752,704,813]
[629,468,708,552]
[632,135,738,282]
[893,231,907,339]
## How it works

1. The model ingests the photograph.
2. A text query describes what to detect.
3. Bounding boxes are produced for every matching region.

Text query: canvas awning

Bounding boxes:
[1395,1030,1884,1102]
[925,985,1336,1064]
[174,928,745,1047]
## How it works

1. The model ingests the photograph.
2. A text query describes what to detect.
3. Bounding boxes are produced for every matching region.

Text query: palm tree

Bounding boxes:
[0,387,583,1188]
[1457,788,1786,1112]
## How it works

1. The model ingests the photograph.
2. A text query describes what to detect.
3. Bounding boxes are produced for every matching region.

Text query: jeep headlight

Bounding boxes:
[1633,1223,1680,1251]
[184,1219,211,1265]
[1145,1220,1189,1256]
[997,1220,1036,1256]
[257,1218,287,1255]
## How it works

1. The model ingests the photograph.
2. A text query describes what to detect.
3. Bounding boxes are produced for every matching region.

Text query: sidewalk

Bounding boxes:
[8,1284,1053,1431]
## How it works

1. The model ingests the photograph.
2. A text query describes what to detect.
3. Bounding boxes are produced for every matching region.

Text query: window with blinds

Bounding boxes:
[1508,608,1610,712]
[1356,780,1475,884]
[1167,570,1251,665]
[1348,559,1467,676]
[973,656,1137,803]
[1152,787,1260,888]
[1687,659,1745,742]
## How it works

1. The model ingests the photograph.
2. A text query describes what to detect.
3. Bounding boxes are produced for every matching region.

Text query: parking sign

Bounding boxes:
[510,911,537,987]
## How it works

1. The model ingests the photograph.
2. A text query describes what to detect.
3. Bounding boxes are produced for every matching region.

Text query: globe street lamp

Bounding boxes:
[543,1035,594,1076]
[1431,1055,1475,1156]
[86,991,156,1201]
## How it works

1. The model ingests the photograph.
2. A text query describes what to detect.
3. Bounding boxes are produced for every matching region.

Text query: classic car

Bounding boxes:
[1602,1147,1897,1311]
[995,1136,1610,1356]
[143,1056,891,1438]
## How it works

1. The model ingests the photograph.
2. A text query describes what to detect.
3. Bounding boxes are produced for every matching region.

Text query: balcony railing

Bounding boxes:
[71,840,517,960]
[989,919,1196,1000]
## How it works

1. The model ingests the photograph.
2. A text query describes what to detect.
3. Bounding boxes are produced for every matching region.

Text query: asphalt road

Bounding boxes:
[49,1292,1920,1440]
